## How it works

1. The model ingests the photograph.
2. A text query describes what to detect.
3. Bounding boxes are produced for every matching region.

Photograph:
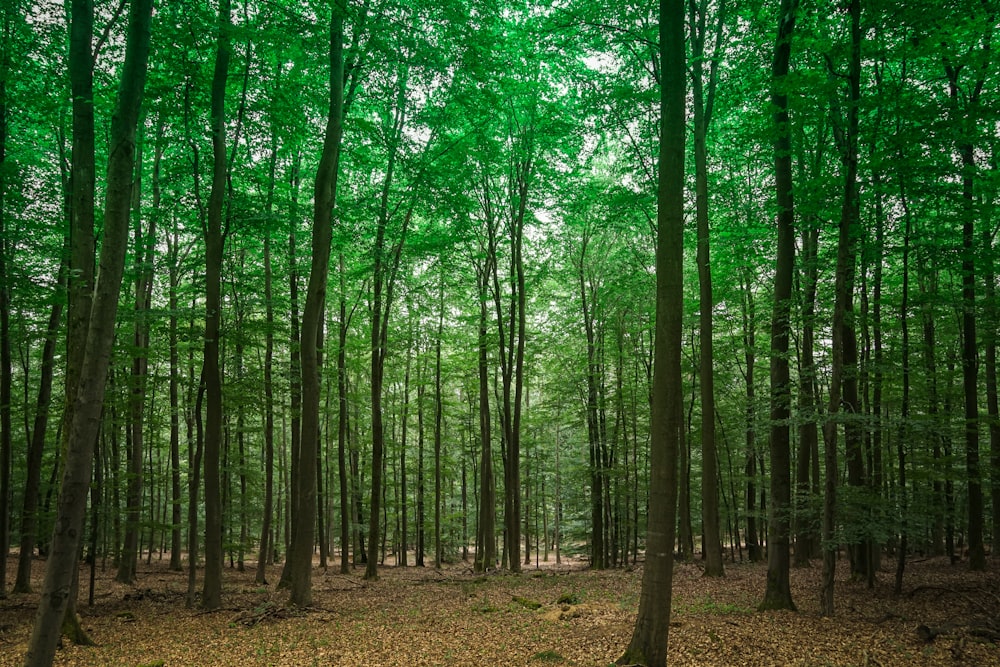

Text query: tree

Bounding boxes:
[689,0,727,578]
[25,0,153,660]
[616,0,684,663]
[759,0,797,613]
[201,0,232,611]
[0,0,11,601]
[819,0,863,613]
[943,1,992,572]
[288,0,346,606]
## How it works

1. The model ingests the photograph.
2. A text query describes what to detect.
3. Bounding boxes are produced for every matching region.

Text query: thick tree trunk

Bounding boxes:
[617,0,684,662]
[25,0,152,660]
[760,0,798,613]
[58,0,98,641]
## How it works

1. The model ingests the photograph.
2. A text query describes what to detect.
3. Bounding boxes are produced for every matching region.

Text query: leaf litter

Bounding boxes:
[0,554,998,666]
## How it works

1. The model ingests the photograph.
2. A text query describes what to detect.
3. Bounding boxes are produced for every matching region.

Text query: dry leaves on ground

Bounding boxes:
[1,553,998,666]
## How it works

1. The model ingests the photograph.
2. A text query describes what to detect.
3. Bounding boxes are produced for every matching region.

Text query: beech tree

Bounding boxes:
[25,0,154,660]
[616,0,684,662]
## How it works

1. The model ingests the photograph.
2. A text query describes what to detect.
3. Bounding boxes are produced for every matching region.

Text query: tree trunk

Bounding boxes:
[578,228,605,570]
[795,223,819,566]
[946,54,988,571]
[289,1,345,605]
[25,0,152,660]
[366,69,411,581]
[256,134,279,585]
[14,262,65,593]
[475,261,496,573]
[759,0,798,613]
[337,253,352,573]
[118,122,155,584]
[0,16,9,594]
[201,0,231,611]
[689,0,726,579]
[57,0,98,643]
[434,274,445,568]
[894,173,913,594]
[740,268,761,562]
[617,0,684,662]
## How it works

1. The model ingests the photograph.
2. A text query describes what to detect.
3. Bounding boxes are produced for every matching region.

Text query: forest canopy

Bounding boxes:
[1,0,999,662]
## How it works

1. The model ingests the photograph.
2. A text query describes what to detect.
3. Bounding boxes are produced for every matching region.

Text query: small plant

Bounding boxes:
[472,597,499,613]
[531,649,565,662]
[557,592,580,605]
[513,595,542,610]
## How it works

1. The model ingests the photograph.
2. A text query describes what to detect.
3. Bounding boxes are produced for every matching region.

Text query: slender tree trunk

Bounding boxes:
[201,0,231,611]
[946,54,988,571]
[740,269,761,562]
[399,337,411,567]
[186,364,205,608]
[25,0,153,660]
[617,0,684,661]
[795,223,818,566]
[416,360,426,566]
[256,134,278,585]
[0,21,9,595]
[475,262,496,573]
[14,262,65,593]
[290,2,345,605]
[166,177,184,574]
[434,274,444,568]
[689,0,726,579]
[365,69,411,581]
[279,150,303,587]
[118,123,155,584]
[894,173,913,594]
[578,228,605,570]
[337,254,352,573]
[759,0,798,613]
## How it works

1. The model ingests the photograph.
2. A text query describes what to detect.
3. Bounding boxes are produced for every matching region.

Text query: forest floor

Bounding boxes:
[0,551,998,666]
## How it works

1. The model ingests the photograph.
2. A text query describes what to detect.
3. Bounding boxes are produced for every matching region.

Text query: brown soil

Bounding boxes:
[0,553,998,666]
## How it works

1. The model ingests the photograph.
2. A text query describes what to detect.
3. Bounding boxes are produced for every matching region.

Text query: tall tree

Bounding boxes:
[474,248,496,573]
[616,0,684,662]
[289,0,346,606]
[759,0,797,613]
[944,1,992,572]
[688,0,727,578]
[820,0,863,612]
[0,0,11,601]
[25,0,153,660]
[201,0,232,611]
[117,119,156,584]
